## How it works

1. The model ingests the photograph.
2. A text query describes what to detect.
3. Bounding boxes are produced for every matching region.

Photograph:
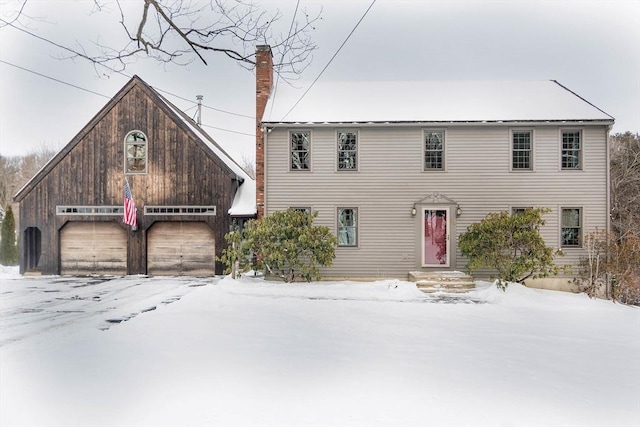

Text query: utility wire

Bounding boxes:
[1,18,254,120]
[280,0,377,121]
[0,58,255,138]
[0,59,110,98]
[200,124,254,137]
[268,0,300,118]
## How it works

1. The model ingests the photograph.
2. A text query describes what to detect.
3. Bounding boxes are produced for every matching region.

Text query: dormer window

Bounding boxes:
[125,130,148,174]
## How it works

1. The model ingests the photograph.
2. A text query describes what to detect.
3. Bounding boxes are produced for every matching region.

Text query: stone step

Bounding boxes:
[409,271,475,294]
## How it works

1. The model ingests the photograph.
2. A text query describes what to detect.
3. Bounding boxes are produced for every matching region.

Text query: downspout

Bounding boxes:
[263,125,270,216]
[605,124,612,299]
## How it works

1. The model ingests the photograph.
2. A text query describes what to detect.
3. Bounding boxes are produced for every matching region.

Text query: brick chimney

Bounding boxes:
[255,45,273,219]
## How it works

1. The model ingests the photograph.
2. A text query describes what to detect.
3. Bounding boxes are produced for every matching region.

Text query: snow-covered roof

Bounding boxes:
[154,92,251,181]
[153,88,256,217]
[227,178,256,217]
[263,80,614,125]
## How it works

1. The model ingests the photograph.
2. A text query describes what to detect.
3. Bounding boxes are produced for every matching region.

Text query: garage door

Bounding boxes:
[60,222,127,275]
[147,222,216,276]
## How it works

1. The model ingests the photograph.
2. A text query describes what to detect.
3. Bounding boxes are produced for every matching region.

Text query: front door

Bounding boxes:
[422,207,450,267]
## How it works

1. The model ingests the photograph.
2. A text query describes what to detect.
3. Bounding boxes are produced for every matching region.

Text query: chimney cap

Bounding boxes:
[256,45,272,54]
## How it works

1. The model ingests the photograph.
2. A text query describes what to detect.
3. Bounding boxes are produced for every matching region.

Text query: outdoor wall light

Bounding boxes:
[456,206,462,217]
[411,205,417,217]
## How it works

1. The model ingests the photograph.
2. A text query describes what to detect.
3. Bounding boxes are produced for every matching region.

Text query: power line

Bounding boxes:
[200,124,254,137]
[268,0,300,118]
[0,58,255,137]
[0,59,111,98]
[280,0,377,121]
[1,18,255,120]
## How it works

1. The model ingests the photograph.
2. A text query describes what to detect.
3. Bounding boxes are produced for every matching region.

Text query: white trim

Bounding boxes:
[421,206,450,267]
[144,206,217,215]
[263,125,269,216]
[511,206,534,214]
[559,206,583,248]
[265,120,614,128]
[559,128,584,171]
[336,129,359,172]
[124,129,149,175]
[509,128,535,172]
[56,206,123,216]
[422,129,446,172]
[337,207,358,248]
[289,129,312,172]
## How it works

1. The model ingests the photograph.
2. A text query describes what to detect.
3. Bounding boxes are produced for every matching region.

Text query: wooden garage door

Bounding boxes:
[60,222,127,275]
[147,222,216,276]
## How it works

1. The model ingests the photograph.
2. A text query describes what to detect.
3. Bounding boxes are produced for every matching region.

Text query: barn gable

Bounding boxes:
[15,75,253,276]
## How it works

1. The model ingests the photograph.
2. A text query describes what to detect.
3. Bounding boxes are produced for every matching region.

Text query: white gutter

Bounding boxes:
[263,120,615,129]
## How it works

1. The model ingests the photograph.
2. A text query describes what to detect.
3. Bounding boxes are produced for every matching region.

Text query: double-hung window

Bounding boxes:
[512,207,533,215]
[512,130,532,170]
[424,130,444,171]
[337,208,358,247]
[290,131,310,170]
[125,130,148,174]
[291,207,311,215]
[561,208,582,247]
[561,130,582,170]
[337,131,358,171]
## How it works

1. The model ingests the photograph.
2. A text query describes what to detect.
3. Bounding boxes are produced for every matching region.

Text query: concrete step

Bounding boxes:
[409,271,475,293]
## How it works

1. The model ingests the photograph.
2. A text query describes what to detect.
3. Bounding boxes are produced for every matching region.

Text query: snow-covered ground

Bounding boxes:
[1,266,638,427]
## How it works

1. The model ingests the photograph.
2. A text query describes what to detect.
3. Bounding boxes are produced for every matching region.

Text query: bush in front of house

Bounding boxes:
[0,205,18,266]
[219,209,337,282]
[458,208,564,290]
[575,230,640,305]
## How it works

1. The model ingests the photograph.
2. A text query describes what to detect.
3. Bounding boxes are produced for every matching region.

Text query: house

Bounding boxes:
[15,75,255,276]
[254,45,614,290]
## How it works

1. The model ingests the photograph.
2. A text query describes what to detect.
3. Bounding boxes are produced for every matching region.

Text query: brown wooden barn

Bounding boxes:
[14,75,255,276]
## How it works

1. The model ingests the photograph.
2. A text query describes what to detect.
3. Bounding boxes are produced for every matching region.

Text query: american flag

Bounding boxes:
[123,180,137,228]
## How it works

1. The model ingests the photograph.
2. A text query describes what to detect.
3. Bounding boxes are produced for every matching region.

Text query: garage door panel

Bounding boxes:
[60,222,127,276]
[147,222,215,276]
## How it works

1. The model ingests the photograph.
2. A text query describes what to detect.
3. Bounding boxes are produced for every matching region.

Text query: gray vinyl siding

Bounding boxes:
[265,125,609,279]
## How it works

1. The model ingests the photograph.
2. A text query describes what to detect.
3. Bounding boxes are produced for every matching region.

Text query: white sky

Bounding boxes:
[0,0,639,163]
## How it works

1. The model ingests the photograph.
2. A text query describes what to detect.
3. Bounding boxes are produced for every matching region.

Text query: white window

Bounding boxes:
[291,207,311,215]
[56,206,123,215]
[424,130,445,171]
[561,208,582,247]
[125,130,148,174]
[144,206,217,215]
[337,131,357,171]
[511,207,533,215]
[337,208,357,247]
[512,130,532,170]
[561,130,582,170]
[290,131,310,170]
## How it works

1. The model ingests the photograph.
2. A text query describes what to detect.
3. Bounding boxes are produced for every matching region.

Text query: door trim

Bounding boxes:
[421,206,450,268]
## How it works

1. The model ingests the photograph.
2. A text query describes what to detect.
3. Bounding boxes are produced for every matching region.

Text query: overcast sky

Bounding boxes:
[0,0,638,163]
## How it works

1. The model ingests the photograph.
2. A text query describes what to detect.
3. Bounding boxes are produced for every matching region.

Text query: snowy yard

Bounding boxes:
[1,267,638,427]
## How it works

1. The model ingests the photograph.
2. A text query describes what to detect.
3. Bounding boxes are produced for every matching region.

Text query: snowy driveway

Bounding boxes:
[1,270,639,427]
[0,272,218,346]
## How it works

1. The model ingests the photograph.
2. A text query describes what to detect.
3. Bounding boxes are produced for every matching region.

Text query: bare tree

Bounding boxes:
[610,132,640,241]
[2,0,320,79]
[240,152,255,179]
[0,155,21,208]
[0,143,57,208]
[18,143,57,186]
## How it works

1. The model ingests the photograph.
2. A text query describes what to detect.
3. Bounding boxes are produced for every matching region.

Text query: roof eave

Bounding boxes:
[262,119,615,128]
